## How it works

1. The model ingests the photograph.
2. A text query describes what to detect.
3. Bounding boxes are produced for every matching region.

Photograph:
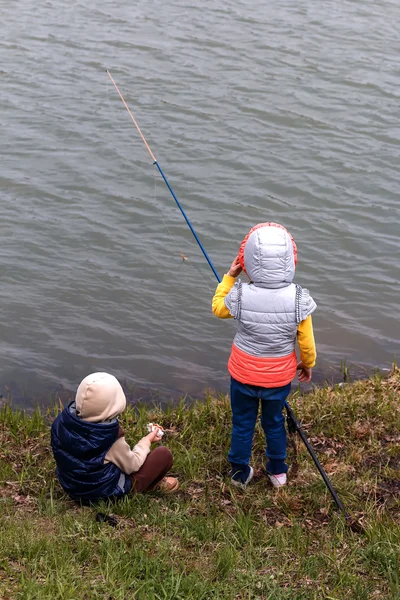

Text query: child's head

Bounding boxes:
[75,372,126,423]
[238,222,297,286]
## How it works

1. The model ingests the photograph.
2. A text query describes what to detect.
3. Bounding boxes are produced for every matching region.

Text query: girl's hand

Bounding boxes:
[146,430,163,444]
[297,361,312,383]
[228,255,242,278]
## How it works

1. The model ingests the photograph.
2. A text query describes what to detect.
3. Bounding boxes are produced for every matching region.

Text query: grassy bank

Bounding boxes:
[0,370,399,599]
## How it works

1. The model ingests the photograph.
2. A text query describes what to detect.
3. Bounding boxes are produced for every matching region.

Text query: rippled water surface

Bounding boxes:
[1,0,399,405]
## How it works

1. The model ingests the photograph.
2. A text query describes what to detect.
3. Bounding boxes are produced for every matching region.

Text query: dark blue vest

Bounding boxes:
[51,402,132,502]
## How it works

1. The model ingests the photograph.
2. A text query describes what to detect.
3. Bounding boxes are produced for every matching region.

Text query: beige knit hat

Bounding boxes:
[75,372,126,423]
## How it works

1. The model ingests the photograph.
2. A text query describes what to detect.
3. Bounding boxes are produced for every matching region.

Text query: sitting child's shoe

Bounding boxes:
[231,465,254,489]
[268,473,287,488]
[155,477,179,494]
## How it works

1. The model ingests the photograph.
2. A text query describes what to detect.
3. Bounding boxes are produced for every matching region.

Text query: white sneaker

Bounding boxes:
[268,473,287,488]
[231,466,254,489]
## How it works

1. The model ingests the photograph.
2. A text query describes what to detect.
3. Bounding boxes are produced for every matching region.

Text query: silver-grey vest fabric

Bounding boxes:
[244,224,295,288]
[225,226,316,358]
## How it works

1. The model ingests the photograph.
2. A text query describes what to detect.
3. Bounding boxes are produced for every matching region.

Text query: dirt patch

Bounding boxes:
[260,506,289,527]
[308,435,345,457]
[363,455,400,471]
[360,479,400,515]
[376,479,400,499]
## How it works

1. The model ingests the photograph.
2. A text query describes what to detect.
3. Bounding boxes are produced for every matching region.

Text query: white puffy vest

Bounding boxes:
[225,281,316,358]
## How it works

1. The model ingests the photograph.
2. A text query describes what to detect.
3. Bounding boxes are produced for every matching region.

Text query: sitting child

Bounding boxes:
[51,372,178,502]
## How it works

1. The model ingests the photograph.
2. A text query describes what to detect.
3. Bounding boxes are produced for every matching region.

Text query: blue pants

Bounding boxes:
[228,377,291,475]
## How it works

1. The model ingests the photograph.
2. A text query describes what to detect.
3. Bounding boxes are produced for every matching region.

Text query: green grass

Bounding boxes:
[1,369,399,599]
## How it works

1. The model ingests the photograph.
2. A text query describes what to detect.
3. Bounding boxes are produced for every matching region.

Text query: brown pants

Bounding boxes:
[130,446,173,493]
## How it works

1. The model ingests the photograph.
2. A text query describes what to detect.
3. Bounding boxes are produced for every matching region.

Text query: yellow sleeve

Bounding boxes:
[212,274,236,319]
[297,315,317,368]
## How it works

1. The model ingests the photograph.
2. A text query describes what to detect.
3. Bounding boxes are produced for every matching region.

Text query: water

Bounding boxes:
[1,0,399,406]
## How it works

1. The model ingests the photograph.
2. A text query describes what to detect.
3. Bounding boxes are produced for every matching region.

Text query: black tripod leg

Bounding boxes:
[285,400,349,517]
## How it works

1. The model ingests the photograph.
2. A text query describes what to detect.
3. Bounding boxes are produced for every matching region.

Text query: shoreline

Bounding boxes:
[1,367,399,598]
[0,360,392,411]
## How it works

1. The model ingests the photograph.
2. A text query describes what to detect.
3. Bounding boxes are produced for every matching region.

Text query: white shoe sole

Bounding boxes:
[268,473,287,488]
[231,466,254,489]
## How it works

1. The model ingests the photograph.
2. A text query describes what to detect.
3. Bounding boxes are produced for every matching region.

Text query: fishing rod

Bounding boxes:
[106,70,362,532]
[106,70,220,283]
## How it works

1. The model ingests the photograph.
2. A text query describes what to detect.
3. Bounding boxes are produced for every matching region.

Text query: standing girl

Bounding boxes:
[212,223,317,488]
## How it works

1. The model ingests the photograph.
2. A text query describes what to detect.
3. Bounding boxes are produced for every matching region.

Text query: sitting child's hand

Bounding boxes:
[146,429,163,443]
[146,424,164,443]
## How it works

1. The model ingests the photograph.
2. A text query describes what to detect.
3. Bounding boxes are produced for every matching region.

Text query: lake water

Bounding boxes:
[1,0,399,406]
